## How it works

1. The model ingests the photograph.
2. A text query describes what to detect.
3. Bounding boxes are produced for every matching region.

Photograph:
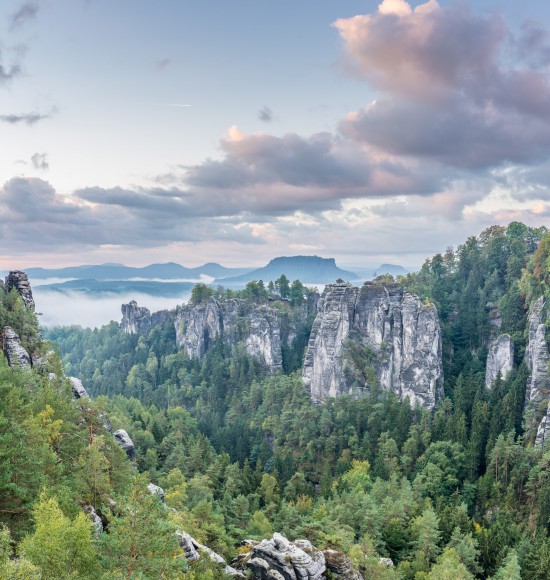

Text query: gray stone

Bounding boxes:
[120,301,174,335]
[302,281,443,409]
[247,533,326,580]
[5,271,35,310]
[176,530,245,576]
[176,530,200,562]
[524,297,550,442]
[175,298,284,373]
[379,557,394,568]
[84,505,103,538]
[147,482,165,502]
[485,334,514,388]
[113,429,135,461]
[2,326,31,369]
[69,376,90,399]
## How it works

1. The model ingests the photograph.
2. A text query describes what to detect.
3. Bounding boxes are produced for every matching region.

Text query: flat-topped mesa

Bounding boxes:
[302,280,443,409]
[5,271,35,310]
[175,298,284,373]
[120,301,174,335]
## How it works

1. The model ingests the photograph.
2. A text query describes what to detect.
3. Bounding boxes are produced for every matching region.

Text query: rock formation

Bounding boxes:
[175,298,284,372]
[114,429,136,461]
[323,549,364,579]
[524,297,550,444]
[121,301,174,335]
[147,483,165,502]
[84,505,103,538]
[2,326,31,369]
[176,530,245,577]
[69,376,90,399]
[246,533,326,579]
[5,270,35,310]
[485,334,514,388]
[302,281,443,408]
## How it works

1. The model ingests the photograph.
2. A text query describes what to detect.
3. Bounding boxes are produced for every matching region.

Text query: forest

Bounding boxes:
[2,221,550,578]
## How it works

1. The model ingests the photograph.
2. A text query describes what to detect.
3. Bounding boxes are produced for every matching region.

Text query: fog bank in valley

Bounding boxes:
[34,288,191,329]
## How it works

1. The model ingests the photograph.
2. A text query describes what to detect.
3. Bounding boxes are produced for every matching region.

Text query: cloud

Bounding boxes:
[0,110,55,125]
[10,2,40,30]
[0,56,21,84]
[333,0,550,170]
[31,153,48,170]
[154,57,174,70]
[258,106,273,122]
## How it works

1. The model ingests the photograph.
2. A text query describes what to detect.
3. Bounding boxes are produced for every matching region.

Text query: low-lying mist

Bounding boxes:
[34,288,191,329]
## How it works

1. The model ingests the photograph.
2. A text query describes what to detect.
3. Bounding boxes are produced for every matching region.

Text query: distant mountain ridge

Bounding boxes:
[25,262,250,280]
[215,256,358,286]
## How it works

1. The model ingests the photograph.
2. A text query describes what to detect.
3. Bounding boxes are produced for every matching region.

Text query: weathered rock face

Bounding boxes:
[147,482,165,502]
[175,298,284,372]
[69,376,90,399]
[121,301,174,335]
[2,326,31,369]
[485,334,514,388]
[302,281,443,408]
[246,533,326,580]
[114,429,136,461]
[5,271,35,310]
[524,297,550,444]
[176,530,245,577]
[323,549,364,579]
[84,505,103,538]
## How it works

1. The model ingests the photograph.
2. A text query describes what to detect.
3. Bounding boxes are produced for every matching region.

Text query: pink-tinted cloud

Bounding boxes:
[334,0,550,169]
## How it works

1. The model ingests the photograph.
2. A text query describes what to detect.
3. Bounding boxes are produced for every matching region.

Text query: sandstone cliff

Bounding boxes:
[485,334,514,388]
[120,300,174,335]
[174,298,310,373]
[302,281,443,408]
[523,297,550,445]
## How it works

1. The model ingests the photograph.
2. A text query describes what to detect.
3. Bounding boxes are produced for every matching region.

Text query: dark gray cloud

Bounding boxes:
[10,2,40,30]
[0,110,54,125]
[31,152,48,170]
[258,106,273,122]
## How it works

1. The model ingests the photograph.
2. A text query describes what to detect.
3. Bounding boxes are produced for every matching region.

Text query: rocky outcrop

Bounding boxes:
[147,483,165,502]
[121,301,174,335]
[524,297,550,444]
[2,326,31,369]
[5,270,35,310]
[485,334,514,388]
[176,530,245,577]
[323,549,364,579]
[114,429,136,461]
[246,533,326,580]
[175,298,284,372]
[302,281,443,408]
[84,505,103,538]
[69,376,90,399]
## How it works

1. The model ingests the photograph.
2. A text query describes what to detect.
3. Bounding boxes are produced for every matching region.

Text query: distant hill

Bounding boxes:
[25,262,251,280]
[35,279,196,297]
[347,263,409,281]
[215,256,358,287]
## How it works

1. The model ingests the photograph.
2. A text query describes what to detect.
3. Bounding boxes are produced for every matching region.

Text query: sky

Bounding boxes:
[2,0,550,271]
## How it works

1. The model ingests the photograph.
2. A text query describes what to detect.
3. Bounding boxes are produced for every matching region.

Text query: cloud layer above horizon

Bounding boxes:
[2,0,550,267]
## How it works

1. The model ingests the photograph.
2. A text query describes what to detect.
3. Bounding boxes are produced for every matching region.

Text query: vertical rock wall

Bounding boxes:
[485,334,514,388]
[302,281,443,409]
